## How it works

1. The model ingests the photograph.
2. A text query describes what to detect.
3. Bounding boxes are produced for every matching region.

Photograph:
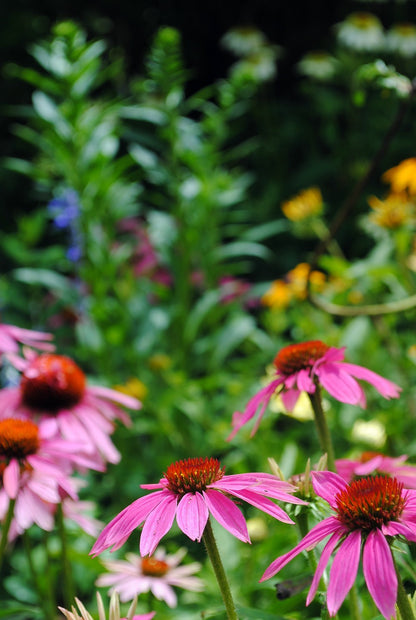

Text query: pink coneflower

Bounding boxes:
[91,457,306,557]
[336,451,416,489]
[0,418,82,534]
[0,323,54,357]
[0,353,141,465]
[261,470,416,619]
[59,591,155,620]
[96,547,204,607]
[228,340,401,439]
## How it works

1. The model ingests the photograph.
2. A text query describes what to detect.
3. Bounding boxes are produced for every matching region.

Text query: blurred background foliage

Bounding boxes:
[2,1,416,618]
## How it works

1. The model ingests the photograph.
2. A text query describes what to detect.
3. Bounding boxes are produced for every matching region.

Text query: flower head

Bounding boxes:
[336,452,416,489]
[96,547,203,608]
[0,417,85,534]
[336,12,385,52]
[281,187,323,222]
[368,193,414,229]
[386,23,416,57]
[228,340,401,439]
[261,470,416,619]
[0,353,141,465]
[91,456,306,558]
[382,158,416,196]
[59,591,155,620]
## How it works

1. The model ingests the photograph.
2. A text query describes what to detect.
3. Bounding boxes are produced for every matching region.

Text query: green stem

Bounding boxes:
[348,583,362,620]
[0,498,15,573]
[23,532,55,620]
[202,518,239,620]
[295,510,318,573]
[396,565,415,620]
[308,386,336,471]
[56,502,75,608]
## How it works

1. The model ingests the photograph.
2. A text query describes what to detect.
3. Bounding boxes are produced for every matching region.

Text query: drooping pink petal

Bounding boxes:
[317,364,366,406]
[88,385,141,410]
[227,488,294,524]
[338,363,401,400]
[203,489,250,542]
[281,387,301,411]
[363,529,397,619]
[140,495,178,556]
[311,471,348,510]
[296,368,315,393]
[176,492,209,541]
[306,531,345,606]
[326,530,361,616]
[227,379,283,440]
[260,516,340,581]
[3,459,20,499]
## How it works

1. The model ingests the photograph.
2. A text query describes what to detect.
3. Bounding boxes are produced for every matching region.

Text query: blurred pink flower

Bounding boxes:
[0,353,141,465]
[228,340,401,440]
[336,452,416,489]
[0,323,54,357]
[96,547,203,608]
[91,457,306,557]
[0,418,81,534]
[261,470,416,619]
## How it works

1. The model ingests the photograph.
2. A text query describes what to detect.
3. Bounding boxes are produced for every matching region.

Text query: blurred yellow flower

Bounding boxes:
[351,419,386,448]
[382,158,416,196]
[261,263,326,309]
[281,187,323,222]
[114,377,148,401]
[261,279,291,309]
[148,353,172,371]
[269,390,314,421]
[368,193,413,229]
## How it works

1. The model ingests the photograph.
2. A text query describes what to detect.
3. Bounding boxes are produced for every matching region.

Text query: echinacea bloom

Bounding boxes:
[261,470,416,619]
[0,418,83,534]
[96,547,203,608]
[59,591,155,620]
[336,452,416,489]
[91,457,306,557]
[0,323,54,357]
[228,340,401,439]
[0,353,141,465]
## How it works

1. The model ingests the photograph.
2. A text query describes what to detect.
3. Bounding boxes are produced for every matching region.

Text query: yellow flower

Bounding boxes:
[281,187,323,222]
[113,377,148,401]
[287,262,326,300]
[382,158,416,196]
[261,279,292,308]
[351,419,386,448]
[368,193,413,229]
[269,390,314,421]
[148,353,172,371]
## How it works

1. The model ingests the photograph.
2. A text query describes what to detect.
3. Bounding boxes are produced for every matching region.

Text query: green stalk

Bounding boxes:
[56,502,75,609]
[396,565,415,620]
[202,518,239,620]
[348,583,361,620]
[0,498,15,573]
[308,385,336,471]
[23,532,55,620]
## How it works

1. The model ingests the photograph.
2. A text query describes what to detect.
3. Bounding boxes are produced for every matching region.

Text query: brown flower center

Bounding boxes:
[274,340,330,375]
[141,557,169,577]
[336,475,406,531]
[21,354,86,411]
[164,457,225,495]
[0,418,39,459]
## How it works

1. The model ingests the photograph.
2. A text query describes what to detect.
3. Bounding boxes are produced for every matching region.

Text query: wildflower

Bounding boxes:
[59,591,155,620]
[368,193,414,229]
[261,470,416,619]
[0,353,141,465]
[386,23,416,57]
[336,12,385,52]
[261,263,325,310]
[113,378,148,402]
[382,158,416,196]
[230,47,278,83]
[297,51,338,81]
[228,340,401,439]
[281,187,323,222]
[0,418,82,534]
[91,456,306,557]
[48,189,83,263]
[261,279,291,309]
[221,26,268,57]
[336,452,416,489]
[0,323,54,357]
[96,547,203,608]
[350,419,386,447]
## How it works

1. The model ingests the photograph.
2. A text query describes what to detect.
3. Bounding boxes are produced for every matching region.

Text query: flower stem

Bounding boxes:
[308,385,336,471]
[0,498,15,573]
[202,517,239,620]
[56,502,75,609]
[348,583,361,620]
[396,565,415,620]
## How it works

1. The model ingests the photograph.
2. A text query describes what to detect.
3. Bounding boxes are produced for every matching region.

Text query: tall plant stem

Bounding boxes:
[202,518,239,620]
[56,502,75,609]
[348,583,361,620]
[396,564,415,620]
[23,532,55,620]
[308,385,336,471]
[0,498,15,573]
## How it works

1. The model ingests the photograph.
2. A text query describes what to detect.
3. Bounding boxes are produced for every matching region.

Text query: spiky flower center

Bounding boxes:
[141,557,169,577]
[21,354,86,411]
[0,418,39,459]
[336,475,406,531]
[274,340,330,375]
[360,451,382,463]
[164,457,225,495]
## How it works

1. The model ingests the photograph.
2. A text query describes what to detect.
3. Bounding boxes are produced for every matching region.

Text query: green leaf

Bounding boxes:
[213,241,272,261]
[121,105,167,125]
[129,144,159,170]
[32,91,71,138]
[242,219,289,241]
[13,268,71,293]
[211,314,255,366]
